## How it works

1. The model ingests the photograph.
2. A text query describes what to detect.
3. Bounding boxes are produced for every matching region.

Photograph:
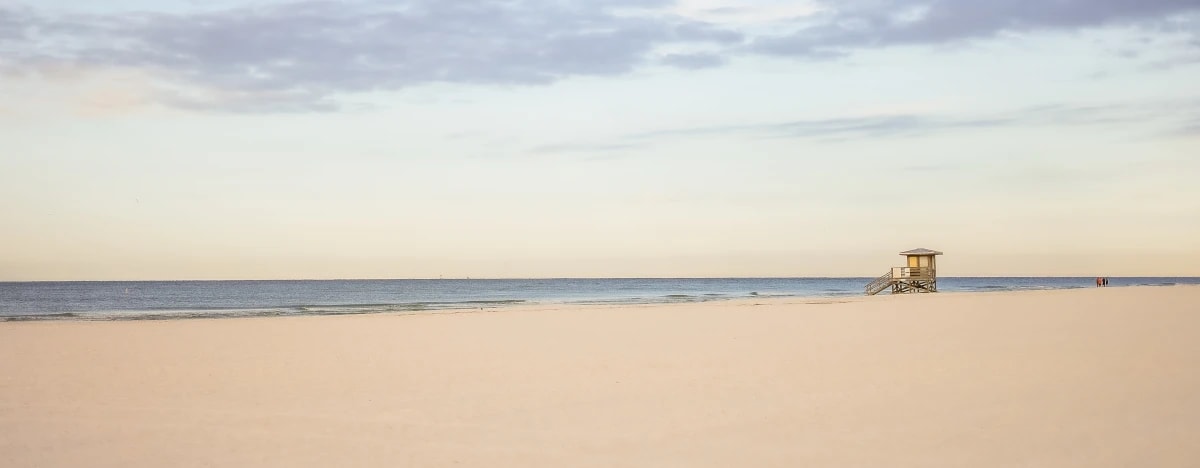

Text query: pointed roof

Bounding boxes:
[899,248,943,256]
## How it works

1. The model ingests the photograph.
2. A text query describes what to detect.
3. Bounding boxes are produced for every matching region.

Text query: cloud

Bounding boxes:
[752,0,1200,57]
[635,114,1017,141]
[671,1,822,25]
[2,0,741,111]
[0,6,33,60]
[3,0,1198,112]
[529,142,645,154]
[1177,117,1200,136]
[1145,51,1200,70]
[660,51,726,68]
[533,99,1200,153]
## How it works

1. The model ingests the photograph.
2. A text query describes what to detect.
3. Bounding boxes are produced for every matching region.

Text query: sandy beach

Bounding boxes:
[2,285,1198,467]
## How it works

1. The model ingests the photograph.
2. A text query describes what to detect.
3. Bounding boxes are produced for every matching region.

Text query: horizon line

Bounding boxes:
[2,275,1195,283]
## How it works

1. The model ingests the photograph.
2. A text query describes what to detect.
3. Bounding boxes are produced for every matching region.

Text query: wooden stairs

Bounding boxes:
[865,270,894,296]
[865,269,938,295]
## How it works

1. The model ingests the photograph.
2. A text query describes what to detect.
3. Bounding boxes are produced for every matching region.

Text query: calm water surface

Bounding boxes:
[1,277,1195,320]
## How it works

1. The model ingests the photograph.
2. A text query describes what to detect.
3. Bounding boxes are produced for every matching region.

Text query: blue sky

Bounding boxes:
[1,0,1198,279]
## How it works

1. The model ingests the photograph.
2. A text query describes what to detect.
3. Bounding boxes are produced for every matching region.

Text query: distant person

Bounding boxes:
[1103,277,1109,287]
[1096,277,1102,287]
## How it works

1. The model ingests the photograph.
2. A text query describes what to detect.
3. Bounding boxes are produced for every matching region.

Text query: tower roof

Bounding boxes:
[899,248,943,256]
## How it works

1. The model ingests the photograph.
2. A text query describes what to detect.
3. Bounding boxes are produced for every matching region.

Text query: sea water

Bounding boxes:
[1,277,1195,321]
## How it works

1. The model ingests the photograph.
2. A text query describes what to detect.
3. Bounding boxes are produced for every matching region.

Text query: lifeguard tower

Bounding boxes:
[865,248,943,295]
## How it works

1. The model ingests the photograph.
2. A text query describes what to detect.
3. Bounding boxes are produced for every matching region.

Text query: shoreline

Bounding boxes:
[1,282,1195,323]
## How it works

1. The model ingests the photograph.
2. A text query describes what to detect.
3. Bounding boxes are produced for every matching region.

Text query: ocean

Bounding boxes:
[0,277,1195,321]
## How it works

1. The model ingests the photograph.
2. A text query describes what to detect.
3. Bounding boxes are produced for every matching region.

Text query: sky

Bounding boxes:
[1,0,1199,280]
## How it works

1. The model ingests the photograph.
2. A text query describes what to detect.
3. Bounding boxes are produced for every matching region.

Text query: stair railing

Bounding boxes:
[864,270,894,295]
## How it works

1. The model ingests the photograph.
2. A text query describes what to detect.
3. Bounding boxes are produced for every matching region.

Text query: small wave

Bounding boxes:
[0,299,531,322]
[1,312,81,322]
[567,298,648,305]
[747,293,796,298]
[569,294,725,306]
